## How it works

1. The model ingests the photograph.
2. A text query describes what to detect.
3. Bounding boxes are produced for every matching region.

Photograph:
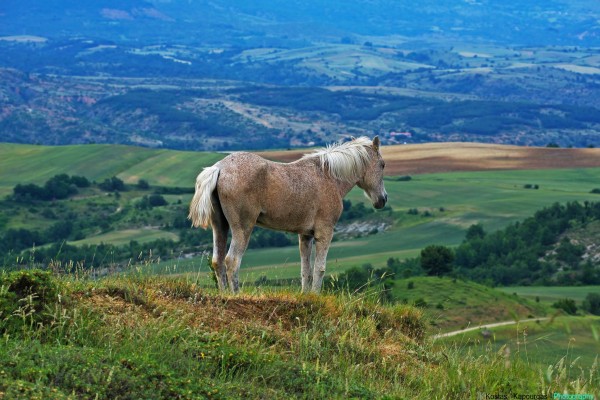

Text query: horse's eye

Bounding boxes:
[381,161,386,169]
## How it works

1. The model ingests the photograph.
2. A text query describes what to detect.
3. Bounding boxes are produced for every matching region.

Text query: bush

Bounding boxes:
[13,174,83,201]
[413,298,427,307]
[552,298,577,315]
[465,224,486,240]
[582,293,600,315]
[0,270,59,333]
[135,194,168,210]
[339,200,374,221]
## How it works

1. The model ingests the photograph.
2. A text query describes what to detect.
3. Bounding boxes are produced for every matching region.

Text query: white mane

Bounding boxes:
[302,137,373,182]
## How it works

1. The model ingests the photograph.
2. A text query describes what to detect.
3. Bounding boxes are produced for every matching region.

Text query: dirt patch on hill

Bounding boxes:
[81,285,425,343]
[257,142,600,176]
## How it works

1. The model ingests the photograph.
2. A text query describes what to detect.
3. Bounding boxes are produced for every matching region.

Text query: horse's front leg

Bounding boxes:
[299,234,314,293]
[311,229,334,293]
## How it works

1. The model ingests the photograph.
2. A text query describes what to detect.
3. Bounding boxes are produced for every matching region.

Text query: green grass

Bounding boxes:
[0,143,224,196]
[1,269,597,398]
[2,142,600,285]
[440,316,600,377]
[232,167,600,279]
[389,276,548,332]
[70,228,179,246]
[497,286,600,305]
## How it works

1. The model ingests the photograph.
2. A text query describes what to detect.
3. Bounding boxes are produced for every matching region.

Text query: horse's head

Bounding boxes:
[357,136,388,209]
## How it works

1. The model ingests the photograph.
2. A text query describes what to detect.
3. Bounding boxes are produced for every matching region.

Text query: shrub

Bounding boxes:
[582,292,600,315]
[552,298,577,315]
[0,270,59,333]
[413,298,427,307]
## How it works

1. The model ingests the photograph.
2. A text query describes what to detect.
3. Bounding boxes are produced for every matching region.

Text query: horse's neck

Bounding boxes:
[332,176,358,198]
[296,156,358,197]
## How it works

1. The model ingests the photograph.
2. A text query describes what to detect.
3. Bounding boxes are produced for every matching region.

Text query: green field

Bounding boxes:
[71,229,179,247]
[440,316,600,375]
[3,270,596,398]
[497,286,600,305]
[0,143,224,196]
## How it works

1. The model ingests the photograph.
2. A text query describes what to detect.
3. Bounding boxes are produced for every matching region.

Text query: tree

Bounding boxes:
[582,293,600,315]
[137,179,150,189]
[99,176,126,192]
[420,245,454,276]
[465,224,486,240]
[70,175,90,188]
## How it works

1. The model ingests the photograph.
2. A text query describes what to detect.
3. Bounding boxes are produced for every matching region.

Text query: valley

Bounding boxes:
[1,1,600,395]
[0,1,599,151]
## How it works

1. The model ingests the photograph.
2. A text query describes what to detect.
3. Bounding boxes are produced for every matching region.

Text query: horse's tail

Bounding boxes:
[188,165,221,229]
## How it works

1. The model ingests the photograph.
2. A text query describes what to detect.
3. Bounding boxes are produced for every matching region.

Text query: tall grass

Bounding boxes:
[0,262,598,399]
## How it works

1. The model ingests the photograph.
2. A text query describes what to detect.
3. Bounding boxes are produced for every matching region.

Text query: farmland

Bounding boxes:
[3,142,600,280]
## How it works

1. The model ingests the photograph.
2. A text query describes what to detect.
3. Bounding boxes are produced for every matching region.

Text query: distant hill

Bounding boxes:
[1,1,599,150]
[1,0,598,46]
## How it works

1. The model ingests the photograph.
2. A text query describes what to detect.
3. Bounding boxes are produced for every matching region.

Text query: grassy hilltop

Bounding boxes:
[1,269,598,399]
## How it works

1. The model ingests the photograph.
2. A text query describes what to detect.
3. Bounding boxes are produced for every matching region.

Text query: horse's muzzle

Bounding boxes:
[374,193,387,209]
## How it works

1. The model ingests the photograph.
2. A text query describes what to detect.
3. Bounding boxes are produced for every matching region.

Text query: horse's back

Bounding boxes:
[218,152,268,184]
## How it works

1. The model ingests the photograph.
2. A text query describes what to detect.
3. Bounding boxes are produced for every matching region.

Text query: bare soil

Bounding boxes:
[257,142,600,176]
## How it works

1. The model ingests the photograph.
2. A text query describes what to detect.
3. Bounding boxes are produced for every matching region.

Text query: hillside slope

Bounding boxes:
[391,277,547,332]
[1,270,595,398]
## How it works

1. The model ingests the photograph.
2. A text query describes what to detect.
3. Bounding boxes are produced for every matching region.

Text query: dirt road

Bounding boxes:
[432,317,549,339]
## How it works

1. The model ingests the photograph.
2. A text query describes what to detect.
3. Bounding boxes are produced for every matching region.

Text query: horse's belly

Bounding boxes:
[256,213,312,235]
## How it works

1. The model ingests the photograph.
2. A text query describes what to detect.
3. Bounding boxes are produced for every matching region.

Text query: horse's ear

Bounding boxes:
[373,136,380,151]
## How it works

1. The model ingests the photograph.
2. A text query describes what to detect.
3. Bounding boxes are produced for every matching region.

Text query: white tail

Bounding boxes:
[188,166,220,229]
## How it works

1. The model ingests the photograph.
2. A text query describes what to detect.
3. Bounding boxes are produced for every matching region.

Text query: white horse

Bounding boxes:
[189,136,387,293]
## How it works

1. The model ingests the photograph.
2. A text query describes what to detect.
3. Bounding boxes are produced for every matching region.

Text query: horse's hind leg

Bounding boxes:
[211,196,229,292]
[299,234,314,293]
[225,226,253,293]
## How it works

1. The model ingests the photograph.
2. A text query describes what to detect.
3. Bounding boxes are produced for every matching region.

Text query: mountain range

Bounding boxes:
[0,0,599,150]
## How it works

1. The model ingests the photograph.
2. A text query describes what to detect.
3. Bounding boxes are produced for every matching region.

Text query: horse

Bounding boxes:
[188,136,387,293]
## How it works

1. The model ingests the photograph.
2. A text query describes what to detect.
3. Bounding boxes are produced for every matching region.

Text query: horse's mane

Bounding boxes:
[302,137,372,182]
